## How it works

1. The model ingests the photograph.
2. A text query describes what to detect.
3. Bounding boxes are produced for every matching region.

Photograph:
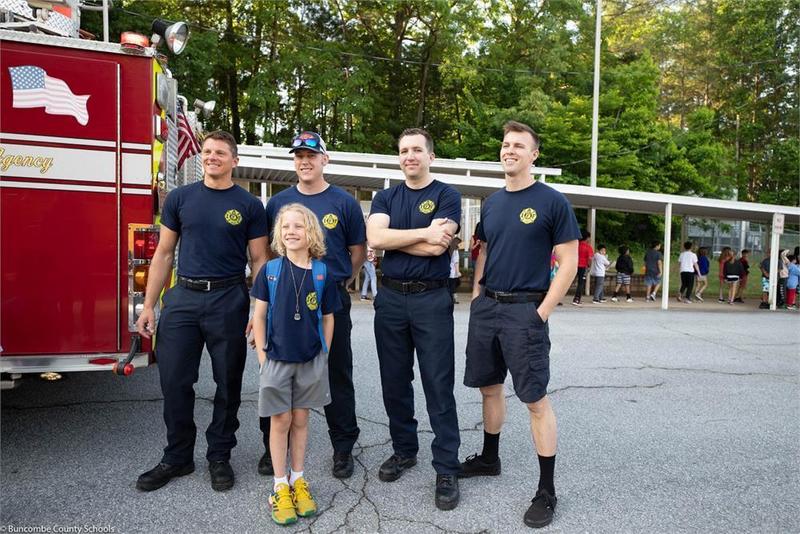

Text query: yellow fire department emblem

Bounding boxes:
[419,200,436,214]
[306,291,319,311]
[519,208,537,224]
[224,209,243,225]
[322,213,339,229]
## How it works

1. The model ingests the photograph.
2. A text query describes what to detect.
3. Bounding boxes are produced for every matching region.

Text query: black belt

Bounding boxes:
[177,275,245,292]
[382,277,448,294]
[485,288,546,304]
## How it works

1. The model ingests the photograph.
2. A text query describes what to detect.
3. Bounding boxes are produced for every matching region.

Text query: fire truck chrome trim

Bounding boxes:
[0,354,150,374]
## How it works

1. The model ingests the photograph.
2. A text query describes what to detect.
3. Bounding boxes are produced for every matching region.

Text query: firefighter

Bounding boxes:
[135,130,268,492]
[366,128,462,510]
[259,132,366,480]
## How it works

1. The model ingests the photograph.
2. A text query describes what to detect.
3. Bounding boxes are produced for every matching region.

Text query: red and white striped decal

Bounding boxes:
[0,133,152,194]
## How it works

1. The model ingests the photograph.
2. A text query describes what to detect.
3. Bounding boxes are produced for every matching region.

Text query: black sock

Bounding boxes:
[626,293,631,299]
[537,454,556,494]
[481,431,500,462]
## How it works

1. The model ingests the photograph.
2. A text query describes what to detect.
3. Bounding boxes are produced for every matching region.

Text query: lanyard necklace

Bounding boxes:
[287,257,308,321]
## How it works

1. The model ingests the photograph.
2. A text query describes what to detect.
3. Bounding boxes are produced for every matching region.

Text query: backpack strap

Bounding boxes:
[311,259,328,354]
[265,257,283,350]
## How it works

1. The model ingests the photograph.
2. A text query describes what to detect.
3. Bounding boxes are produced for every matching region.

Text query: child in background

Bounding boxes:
[611,245,634,303]
[722,250,744,305]
[251,203,341,525]
[695,247,709,302]
[717,247,733,302]
[677,241,699,303]
[734,249,750,303]
[786,255,799,310]
[759,250,771,309]
[778,249,789,308]
[590,244,610,303]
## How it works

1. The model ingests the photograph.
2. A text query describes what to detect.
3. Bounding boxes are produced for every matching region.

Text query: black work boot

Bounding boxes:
[209,460,234,492]
[434,474,460,511]
[136,461,194,492]
[332,451,354,479]
[378,454,417,482]
[257,451,274,476]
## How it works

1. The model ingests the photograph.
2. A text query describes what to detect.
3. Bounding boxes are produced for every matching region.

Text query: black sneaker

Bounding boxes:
[759,302,770,309]
[734,297,744,303]
[378,454,417,482]
[136,461,194,492]
[524,488,557,528]
[457,453,501,478]
[434,474,459,511]
[332,451,354,479]
[209,460,234,492]
[258,451,274,476]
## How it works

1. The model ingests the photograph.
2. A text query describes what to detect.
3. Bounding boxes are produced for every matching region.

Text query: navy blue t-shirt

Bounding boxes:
[370,180,461,280]
[161,181,267,278]
[266,185,366,282]
[478,181,580,292]
[251,258,342,363]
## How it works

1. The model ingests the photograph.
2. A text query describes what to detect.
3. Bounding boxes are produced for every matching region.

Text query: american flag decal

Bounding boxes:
[8,66,90,125]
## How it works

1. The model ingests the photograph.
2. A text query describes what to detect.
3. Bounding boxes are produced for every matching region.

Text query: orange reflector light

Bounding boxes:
[134,265,149,292]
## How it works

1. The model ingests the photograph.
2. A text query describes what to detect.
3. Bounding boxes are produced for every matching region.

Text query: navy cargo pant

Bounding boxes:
[374,286,461,475]
[156,283,249,465]
[260,284,360,453]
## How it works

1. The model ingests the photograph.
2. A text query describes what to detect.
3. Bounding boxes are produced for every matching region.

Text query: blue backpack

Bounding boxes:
[264,257,328,354]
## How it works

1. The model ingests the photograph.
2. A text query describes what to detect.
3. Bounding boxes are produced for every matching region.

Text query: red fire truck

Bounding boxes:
[0,7,194,386]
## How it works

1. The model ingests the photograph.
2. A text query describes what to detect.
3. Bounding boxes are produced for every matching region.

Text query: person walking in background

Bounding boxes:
[643,241,663,302]
[717,247,733,302]
[449,237,463,304]
[722,250,744,305]
[610,245,634,303]
[571,230,593,307]
[360,246,378,301]
[734,249,750,303]
[786,254,799,310]
[759,250,771,309]
[778,249,789,308]
[590,244,610,304]
[677,241,699,303]
[469,224,482,272]
[694,247,709,302]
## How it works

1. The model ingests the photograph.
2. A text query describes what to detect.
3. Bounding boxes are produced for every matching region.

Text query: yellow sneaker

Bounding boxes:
[292,477,317,517]
[269,483,297,525]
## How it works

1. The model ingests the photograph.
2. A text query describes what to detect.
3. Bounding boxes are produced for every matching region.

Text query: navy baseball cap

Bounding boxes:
[289,131,327,154]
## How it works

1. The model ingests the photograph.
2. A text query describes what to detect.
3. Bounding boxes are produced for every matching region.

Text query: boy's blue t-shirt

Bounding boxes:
[266,185,366,282]
[787,262,800,290]
[251,258,341,363]
[478,181,580,292]
[161,181,267,278]
[369,180,461,280]
[698,256,710,275]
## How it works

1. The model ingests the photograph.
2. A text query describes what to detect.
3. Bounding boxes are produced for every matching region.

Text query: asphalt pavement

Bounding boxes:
[1,299,798,533]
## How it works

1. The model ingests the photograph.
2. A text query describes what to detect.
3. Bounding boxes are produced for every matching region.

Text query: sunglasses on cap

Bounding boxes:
[290,132,326,153]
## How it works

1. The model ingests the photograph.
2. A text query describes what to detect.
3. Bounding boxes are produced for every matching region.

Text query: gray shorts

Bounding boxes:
[464,294,550,403]
[258,353,331,417]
